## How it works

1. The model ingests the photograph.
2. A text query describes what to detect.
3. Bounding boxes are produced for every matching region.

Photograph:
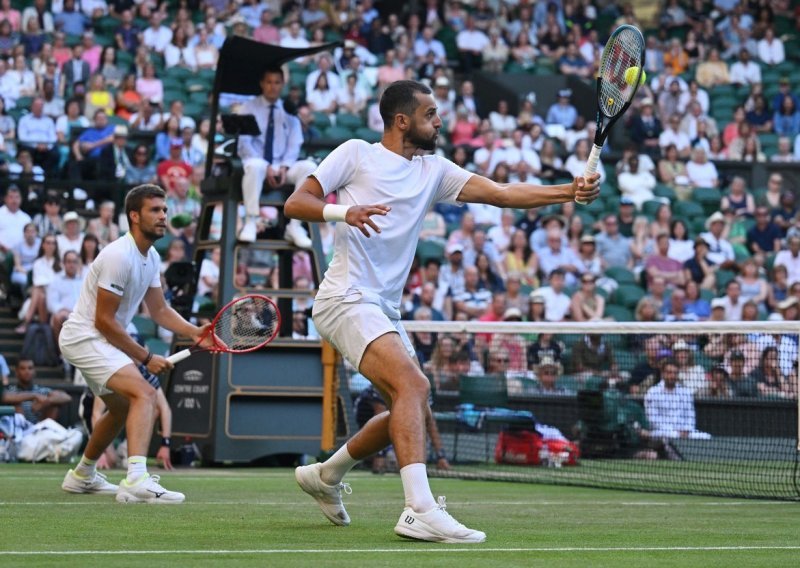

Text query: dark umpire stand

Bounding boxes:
[164,37,351,464]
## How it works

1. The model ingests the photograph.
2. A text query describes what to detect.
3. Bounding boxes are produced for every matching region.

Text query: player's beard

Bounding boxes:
[141,224,166,242]
[408,122,438,152]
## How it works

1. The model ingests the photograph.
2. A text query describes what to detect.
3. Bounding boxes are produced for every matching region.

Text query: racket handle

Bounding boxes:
[167,349,192,364]
[577,144,604,205]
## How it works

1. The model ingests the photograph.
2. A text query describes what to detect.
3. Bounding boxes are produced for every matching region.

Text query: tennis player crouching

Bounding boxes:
[286,80,600,543]
[60,184,214,503]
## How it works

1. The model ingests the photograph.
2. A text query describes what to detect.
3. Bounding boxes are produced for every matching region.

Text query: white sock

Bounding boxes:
[74,455,96,479]
[400,463,437,512]
[319,444,359,486]
[126,456,148,484]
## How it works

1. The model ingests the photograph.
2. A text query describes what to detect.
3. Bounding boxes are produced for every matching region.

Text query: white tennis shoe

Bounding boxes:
[284,219,312,249]
[116,474,185,504]
[295,463,352,526]
[238,219,257,243]
[394,496,486,543]
[61,469,118,495]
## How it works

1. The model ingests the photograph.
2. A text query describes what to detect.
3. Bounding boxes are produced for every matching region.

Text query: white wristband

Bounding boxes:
[322,203,351,222]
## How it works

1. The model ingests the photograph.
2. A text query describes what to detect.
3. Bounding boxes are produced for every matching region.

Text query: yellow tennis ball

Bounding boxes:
[624,66,646,87]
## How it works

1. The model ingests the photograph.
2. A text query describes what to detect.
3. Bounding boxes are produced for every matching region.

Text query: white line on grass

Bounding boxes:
[0,500,795,506]
[2,546,800,556]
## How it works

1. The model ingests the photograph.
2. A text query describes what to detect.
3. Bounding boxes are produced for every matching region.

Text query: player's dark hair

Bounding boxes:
[260,67,284,82]
[125,184,166,225]
[379,80,432,129]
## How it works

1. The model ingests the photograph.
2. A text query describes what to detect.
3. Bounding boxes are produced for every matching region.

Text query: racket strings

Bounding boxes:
[599,27,644,117]
[213,296,279,352]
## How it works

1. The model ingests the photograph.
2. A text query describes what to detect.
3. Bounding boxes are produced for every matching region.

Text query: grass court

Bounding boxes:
[1,463,797,567]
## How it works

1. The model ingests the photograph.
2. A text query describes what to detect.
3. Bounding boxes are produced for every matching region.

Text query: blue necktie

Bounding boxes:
[263,103,275,163]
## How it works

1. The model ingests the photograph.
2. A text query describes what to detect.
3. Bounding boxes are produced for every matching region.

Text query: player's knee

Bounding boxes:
[132,384,157,406]
[398,372,430,401]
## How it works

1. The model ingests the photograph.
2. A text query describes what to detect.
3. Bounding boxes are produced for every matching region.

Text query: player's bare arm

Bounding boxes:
[285,176,391,238]
[143,286,212,348]
[456,171,601,208]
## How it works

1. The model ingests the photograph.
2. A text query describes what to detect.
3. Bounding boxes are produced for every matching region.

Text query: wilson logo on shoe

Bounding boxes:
[404,516,415,525]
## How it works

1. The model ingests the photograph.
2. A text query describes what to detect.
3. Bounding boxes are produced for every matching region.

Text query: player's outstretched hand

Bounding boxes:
[572,172,601,204]
[345,204,391,237]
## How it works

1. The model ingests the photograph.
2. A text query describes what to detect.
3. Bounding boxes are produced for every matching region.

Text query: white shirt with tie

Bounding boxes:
[237,97,302,169]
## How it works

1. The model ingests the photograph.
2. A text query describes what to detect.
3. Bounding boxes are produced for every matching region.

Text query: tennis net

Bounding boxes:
[345,320,800,501]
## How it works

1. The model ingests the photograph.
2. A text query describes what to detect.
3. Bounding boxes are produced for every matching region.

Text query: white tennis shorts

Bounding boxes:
[59,336,135,397]
[312,296,415,370]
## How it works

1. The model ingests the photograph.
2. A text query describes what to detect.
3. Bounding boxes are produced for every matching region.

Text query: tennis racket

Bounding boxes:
[167,294,281,364]
[578,24,646,204]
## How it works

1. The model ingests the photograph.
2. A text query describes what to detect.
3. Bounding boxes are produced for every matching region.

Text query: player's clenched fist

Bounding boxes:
[346,205,391,237]
[572,172,601,204]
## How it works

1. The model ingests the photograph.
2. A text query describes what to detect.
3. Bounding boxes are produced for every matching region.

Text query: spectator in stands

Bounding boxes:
[537,228,581,288]
[773,191,797,236]
[630,98,663,158]
[0,0,20,32]
[57,211,85,254]
[729,48,762,87]
[667,219,694,264]
[757,26,785,65]
[665,288,698,323]
[767,265,789,312]
[97,124,132,182]
[125,143,157,185]
[645,358,710,439]
[537,268,571,322]
[115,9,141,53]
[453,265,492,319]
[128,98,163,132]
[720,176,755,218]
[47,250,83,342]
[456,15,490,74]
[164,26,196,71]
[727,349,758,397]
[504,229,539,287]
[773,95,800,139]
[16,235,60,335]
[21,0,53,33]
[157,137,193,193]
[646,232,685,289]
[683,237,716,291]
[8,53,35,98]
[135,62,163,105]
[700,366,733,398]
[618,154,656,209]
[570,272,605,322]
[720,279,744,321]
[413,25,446,65]
[702,211,737,269]
[686,147,719,188]
[11,222,40,289]
[546,89,578,130]
[558,42,591,79]
[771,136,795,162]
[0,186,32,273]
[747,206,782,255]
[70,109,114,180]
[751,346,793,398]
[31,192,62,237]
[510,31,537,71]
[6,358,70,423]
[143,12,172,55]
[628,336,665,394]
[86,201,118,248]
[530,356,570,395]
[728,123,764,162]
[658,113,691,159]
[439,242,466,301]
[84,73,115,119]
[596,213,633,269]
[745,93,773,133]
[17,97,58,175]
[774,235,800,285]
[663,38,689,76]
[482,27,509,74]
[193,25,219,70]
[307,72,338,115]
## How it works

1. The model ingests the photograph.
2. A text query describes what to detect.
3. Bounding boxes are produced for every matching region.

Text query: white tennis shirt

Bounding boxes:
[61,232,161,346]
[313,140,472,318]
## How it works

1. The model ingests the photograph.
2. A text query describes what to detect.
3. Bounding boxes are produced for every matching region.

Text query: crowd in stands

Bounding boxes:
[0,0,799,416]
